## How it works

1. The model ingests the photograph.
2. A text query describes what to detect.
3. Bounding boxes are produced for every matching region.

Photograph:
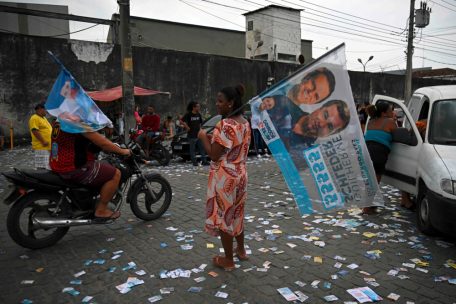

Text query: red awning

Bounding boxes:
[87,86,170,102]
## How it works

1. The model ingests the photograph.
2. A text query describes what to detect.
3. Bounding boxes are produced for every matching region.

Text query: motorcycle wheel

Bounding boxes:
[7,192,70,249]
[129,174,172,221]
[150,143,171,166]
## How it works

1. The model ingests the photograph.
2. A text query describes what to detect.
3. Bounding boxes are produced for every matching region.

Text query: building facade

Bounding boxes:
[107,5,312,64]
[0,2,70,39]
[244,5,306,63]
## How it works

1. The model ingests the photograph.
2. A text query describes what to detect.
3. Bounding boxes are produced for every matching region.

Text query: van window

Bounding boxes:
[429,99,456,145]
[400,109,419,145]
[418,99,429,121]
[407,95,422,118]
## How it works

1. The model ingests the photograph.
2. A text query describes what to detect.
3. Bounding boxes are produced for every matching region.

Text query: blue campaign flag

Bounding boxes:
[250,44,381,215]
[45,52,112,133]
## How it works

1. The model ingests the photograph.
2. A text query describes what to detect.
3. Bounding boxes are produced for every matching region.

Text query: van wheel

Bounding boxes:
[416,186,438,236]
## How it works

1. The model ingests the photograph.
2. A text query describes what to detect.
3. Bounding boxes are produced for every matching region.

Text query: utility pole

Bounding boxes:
[404,0,415,103]
[118,0,135,142]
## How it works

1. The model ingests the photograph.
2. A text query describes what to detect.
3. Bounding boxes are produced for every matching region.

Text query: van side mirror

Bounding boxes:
[392,127,418,146]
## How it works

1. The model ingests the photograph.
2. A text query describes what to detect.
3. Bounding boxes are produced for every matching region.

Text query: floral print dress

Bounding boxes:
[205,118,251,237]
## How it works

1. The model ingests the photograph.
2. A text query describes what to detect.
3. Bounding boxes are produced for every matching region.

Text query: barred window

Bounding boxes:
[247,20,253,31]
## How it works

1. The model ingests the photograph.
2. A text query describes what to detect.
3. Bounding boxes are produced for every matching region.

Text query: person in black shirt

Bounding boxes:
[182,101,209,166]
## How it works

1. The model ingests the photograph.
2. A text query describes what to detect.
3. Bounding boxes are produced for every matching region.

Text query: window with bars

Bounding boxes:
[247,20,253,31]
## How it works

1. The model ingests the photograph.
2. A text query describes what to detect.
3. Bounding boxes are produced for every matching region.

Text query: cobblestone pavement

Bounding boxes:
[0,148,455,304]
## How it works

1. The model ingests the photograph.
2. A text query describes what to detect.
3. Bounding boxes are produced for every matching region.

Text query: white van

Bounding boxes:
[372,85,456,236]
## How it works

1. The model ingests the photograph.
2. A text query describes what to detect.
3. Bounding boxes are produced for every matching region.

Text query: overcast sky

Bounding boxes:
[4,0,456,72]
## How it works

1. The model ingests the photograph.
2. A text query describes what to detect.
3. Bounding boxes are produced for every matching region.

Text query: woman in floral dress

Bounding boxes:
[198,84,251,271]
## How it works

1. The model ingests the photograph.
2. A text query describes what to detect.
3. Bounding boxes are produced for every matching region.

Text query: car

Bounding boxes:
[171,115,221,161]
[171,112,266,160]
[372,85,456,236]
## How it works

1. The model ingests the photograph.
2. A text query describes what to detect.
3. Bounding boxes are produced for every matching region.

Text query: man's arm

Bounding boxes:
[83,132,130,156]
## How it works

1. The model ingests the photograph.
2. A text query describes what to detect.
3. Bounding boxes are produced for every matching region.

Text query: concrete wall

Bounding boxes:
[0,32,454,143]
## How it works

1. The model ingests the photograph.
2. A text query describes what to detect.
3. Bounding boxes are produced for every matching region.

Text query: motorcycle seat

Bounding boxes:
[18,169,78,188]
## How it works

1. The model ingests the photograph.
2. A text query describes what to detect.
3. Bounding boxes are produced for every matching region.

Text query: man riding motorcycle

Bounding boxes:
[50,121,130,221]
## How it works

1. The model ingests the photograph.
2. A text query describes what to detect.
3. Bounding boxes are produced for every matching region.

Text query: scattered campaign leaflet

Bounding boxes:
[45,52,112,133]
[347,286,382,302]
[250,44,381,214]
[277,287,299,301]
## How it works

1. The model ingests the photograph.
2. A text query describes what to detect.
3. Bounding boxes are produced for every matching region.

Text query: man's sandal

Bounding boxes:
[93,210,121,223]
[212,256,235,271]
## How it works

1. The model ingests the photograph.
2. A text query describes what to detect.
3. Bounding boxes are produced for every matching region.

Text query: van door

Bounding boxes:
[370,96,423,194]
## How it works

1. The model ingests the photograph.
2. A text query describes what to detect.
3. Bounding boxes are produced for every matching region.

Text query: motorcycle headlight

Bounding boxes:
[441,179,456,195]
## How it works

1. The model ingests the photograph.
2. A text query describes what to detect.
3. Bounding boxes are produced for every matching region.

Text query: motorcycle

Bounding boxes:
[2,143,172,249]
[129,128,171,166]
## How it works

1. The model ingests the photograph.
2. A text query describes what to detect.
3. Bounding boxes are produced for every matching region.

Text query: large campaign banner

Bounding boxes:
[250,44,381,214]
[45,52,112,133]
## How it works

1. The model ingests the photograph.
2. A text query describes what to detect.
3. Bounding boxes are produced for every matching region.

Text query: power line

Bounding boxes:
[416,56,456,65]
[298,14,404,45]
[199,0,247,11]
[422,31,456,38]
[0,23,100,38]
[179,0,243,29]
[183,0,306,47]
[284,0,405,31]
[429,0,456,12]
[279,0,403,35]
[438,0,456,8]
[197,0,406,47]
[184,0,456,61]
[48,24,100,38]
[346,47,403,53]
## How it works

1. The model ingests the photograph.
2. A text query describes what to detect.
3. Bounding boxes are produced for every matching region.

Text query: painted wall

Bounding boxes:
[0,33,454,144]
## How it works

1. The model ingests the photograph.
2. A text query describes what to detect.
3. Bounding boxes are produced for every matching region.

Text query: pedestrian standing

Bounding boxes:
[116,111,124,138]
[175,114,185,134]
[362,101,397,214]
[134,105,142,129]
[357,102,368,133]
[29,103,52,169]
[198,84,251,271]
[250,111,266,156]
[182,101,209,166]
[163,115,175,139]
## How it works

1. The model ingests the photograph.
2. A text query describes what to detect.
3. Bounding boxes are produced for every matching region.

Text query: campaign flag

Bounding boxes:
[250,44,381,214]
[45,52,112,133]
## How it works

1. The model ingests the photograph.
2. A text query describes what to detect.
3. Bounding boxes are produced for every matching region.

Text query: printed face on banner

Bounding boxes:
[250,45,380,214]
[292,101,350,138]
[287,68,335,105]
[45,70,112,133]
